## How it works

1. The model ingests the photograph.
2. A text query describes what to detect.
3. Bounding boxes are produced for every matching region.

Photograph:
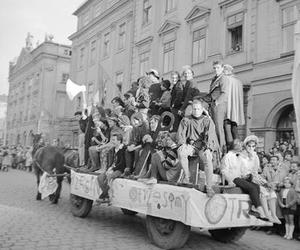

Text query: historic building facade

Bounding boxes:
[68,0,135,111]
[6,34,77,146]
[0,95,7,145]
[70,0,299,152]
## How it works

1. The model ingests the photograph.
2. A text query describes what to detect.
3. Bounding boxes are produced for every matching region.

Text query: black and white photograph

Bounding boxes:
[0,0,300,249]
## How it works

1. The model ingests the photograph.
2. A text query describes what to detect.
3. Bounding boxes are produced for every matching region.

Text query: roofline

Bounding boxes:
[73,0,92,16]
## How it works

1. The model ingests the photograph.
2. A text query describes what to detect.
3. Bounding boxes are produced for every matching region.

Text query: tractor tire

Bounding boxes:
[209,227,247,243]
[121,208,138,216]
[70,194,93,218]
[146,215,190,249]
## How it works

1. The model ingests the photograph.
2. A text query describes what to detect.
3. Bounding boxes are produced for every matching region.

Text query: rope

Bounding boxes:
[33,159,70,178]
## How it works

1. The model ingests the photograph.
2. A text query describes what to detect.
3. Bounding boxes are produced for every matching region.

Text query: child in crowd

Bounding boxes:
[2,150,11,171]
[278,177,298,240]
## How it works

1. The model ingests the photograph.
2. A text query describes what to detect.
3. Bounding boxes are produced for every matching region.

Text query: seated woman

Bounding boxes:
[125,112,149,175]
[153,80,171,115]
[221,138,269,221]
[241,135,281,224]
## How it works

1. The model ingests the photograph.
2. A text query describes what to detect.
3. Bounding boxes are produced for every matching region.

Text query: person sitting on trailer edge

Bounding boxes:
[177,99,220,197]
[97,133,127,200]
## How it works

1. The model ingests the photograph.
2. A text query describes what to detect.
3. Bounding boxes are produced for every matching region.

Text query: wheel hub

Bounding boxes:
[154,218,176,235]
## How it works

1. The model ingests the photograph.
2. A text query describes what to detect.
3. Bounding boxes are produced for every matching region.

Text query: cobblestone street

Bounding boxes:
[0,169,299,250]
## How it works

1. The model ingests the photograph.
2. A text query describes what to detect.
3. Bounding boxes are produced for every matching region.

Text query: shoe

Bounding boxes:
[266,230,273,235]
[248,210,269,222]
[270,216,281,224]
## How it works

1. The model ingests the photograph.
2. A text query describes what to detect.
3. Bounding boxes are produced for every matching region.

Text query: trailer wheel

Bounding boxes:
[70,194,93,218]
[121,208,138,216]
[146,215,190,249]
[209,227,247,243]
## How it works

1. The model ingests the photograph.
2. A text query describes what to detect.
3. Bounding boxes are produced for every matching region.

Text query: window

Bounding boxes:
[227,12,244,53]
[56,93,66,118]
[163,41,175,74]
[61,73,69,84]
[64,49,69,56]
[103,33,110,57]
[95,1,104,17]
[143,0,152,25]
[192,28,206,64]
[82,11,89,27]
[116,72,124,94]
[118,23,126,50]
[165,0,176,13]
[73,131,79,147]
[34,73,40,85]
[87,82,94,106]
[79,47,85,69]
[139,51,150,76]
[90,40,96,65]
[282,5,299,53]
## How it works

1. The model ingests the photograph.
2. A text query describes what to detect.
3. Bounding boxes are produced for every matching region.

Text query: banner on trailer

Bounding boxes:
[111,179,271,229]
[70,170,102,200]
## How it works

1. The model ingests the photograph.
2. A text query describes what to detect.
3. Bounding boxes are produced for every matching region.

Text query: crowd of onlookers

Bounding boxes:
[248,138,300,240]
[0,145,33,172]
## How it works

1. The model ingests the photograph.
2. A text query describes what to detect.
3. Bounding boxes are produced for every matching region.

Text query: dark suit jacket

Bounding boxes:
[171,81,184,109]
[107,146,127,173]
[205,74,229,104]
[180,80,194,112]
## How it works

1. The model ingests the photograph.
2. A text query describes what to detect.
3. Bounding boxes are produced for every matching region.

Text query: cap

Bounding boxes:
[147,69,160,79]
[244,135,258,146]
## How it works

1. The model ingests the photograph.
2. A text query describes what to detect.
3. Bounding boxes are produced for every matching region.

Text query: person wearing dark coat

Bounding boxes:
[84,114,95,166]
[147,69,163,115]
[178,66,196,116]
[97,133,127,199]
[203,61,230,155]
[170,71,184,131]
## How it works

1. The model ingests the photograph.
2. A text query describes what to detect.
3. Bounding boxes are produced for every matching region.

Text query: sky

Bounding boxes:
[0,0,84,95]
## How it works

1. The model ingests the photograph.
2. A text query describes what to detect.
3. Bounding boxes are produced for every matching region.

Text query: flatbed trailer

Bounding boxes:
[70,170,272,249]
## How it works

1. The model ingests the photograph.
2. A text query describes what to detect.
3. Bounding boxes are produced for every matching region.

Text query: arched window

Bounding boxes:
[276,104,296,149]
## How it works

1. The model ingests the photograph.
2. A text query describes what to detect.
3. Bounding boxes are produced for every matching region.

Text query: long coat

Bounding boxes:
[226,75,245,125]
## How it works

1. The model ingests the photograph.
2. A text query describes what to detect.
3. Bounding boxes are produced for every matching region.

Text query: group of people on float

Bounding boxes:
[74,61,300,238]
[75,61,243,196]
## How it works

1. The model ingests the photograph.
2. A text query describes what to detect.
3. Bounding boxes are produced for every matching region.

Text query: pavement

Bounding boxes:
[0,169,299,250]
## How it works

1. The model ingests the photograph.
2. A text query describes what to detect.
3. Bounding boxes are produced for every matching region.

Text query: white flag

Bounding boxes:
[292,21,300,154]
[66,79,86,100]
